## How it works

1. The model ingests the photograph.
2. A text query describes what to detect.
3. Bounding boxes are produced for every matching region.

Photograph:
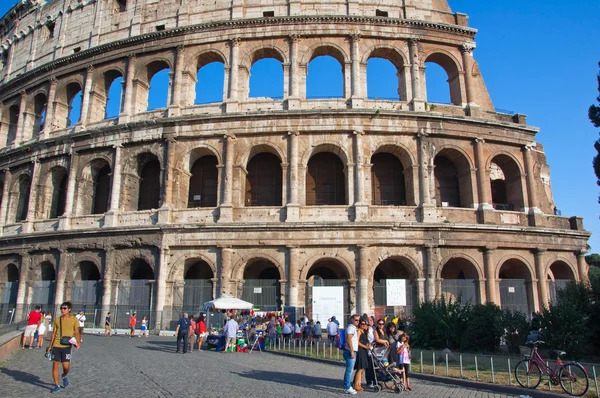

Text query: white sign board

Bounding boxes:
[312,286,345,328]
[253,287,262,294]
[386,279,407,306]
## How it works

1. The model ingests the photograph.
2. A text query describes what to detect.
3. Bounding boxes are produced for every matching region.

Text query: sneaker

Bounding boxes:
[28,346,33,349]
[62,376,69,388]
[51,385,61,393]
[344,388,357,395]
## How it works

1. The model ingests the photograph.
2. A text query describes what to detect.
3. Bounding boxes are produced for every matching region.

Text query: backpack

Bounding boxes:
[336,329,346,349]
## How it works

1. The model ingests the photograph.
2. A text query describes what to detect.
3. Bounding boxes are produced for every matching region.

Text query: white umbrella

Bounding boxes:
[202,296,253,311]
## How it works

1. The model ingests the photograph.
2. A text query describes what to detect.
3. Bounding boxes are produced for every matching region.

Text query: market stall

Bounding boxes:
[202,297,255,352]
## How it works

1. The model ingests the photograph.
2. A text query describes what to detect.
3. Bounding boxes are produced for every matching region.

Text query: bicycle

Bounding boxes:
[514,340,589,396]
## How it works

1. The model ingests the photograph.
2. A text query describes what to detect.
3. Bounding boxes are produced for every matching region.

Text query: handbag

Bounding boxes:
[59,316,72,346]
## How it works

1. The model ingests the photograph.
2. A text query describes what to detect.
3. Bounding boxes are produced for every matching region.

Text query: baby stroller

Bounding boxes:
[370,345,405,394]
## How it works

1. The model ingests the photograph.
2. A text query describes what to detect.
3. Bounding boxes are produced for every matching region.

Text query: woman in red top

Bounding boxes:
[196,314,207,351]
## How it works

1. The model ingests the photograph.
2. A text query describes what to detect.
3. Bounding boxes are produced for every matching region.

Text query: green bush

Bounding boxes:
[411,296,470,350]
[501,309,529,353]
[459,303,504,353]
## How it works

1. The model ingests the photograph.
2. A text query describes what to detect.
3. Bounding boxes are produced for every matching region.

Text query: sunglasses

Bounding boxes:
[60,307,69,310]
[378,323,384,325]
[352,319,360,322]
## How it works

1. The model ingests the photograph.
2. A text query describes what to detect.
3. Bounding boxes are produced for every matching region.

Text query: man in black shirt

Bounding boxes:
[175,313,191,354]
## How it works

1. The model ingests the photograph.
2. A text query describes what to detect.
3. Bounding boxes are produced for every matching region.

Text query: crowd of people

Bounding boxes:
[174,312,208,353]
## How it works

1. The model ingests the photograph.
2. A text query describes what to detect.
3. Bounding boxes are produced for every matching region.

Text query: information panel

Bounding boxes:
[312,286,344,328]
[386,279,407,306]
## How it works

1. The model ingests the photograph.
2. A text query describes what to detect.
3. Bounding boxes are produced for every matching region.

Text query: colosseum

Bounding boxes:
[0,0,590,329]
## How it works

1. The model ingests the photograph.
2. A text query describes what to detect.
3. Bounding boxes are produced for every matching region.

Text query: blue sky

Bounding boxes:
[2,1,600,251]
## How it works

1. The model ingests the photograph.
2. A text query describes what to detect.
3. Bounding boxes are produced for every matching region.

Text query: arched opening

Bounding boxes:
[306,152,346,205]
[548,261,577,303]
[131,259,154,280]
[305,259,350,325]
[31,262,56,309]
[188,155,218,208]
[424,53,462,106]
[245,152,282,206]
[195,61,225,104]
[146,62,170,111]
[115,259,155,328]
[490,155,525,211]
[249,57,284,99]
[49,168,68,219]
[137,155,161,210]
[371,153,406,205]
[434,150,474,208]
[241,260,281,309]
[15,174,31,222]
[181,260,214,311]
[499,259,533,316]
[92,165,111,214]
[307,51,344,99]
[367,58,400,100]
[2,105,19,146]
[0,264,19,314]
[373,258,417,318]
[440,258,480,305]
[66,83,83,127]
[105,72,124,119]
[32,93,47,139]
[71,261,102,307]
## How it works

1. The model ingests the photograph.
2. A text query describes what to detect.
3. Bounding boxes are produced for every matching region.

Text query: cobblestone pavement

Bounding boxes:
[0,335,525,397]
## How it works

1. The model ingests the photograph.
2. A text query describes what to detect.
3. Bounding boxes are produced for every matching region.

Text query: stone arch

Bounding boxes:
[189,49,228,105]
[168,253,217,281]
[231,253,285,281]
[433,145,475,208]
[76,157,112,215]
[301,43,348,66]
[186,49,229,72]
[363,45,408,68]
[487,152,525,211]
[90,68,125,122]
[8,171,32,223]
[41,165,68,219]
[370,252,422,279]
[237,142,285,166]
[186,147,220,209]
[370,144,414,207]
[371,142,416,168]
[244,151,283,207]
[26,89,48,140]
[496,254,535,280]
[241,45,287,68]
[54,78,84,129]
[176,145,222,172]
[135,58,172,112]
[129,258,155,280]
[68,253,104,277]
[424,50,463,105]
[39,261,56,281]
[438,253,483,280]
[72,260,102,281]
[300,254,355,281]
[546,258,577,281]
[439,254,482,305]
[0,263,19,282]
[300,142,350,168]
[0,103,19,146]
[497,255,536,315]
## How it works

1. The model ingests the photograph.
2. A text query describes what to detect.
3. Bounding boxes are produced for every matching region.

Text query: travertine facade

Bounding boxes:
[0,0,590,328]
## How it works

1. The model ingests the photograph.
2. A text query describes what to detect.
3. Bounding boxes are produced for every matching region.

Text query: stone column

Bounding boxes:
[424,245,436,301]
[54,249,69,307]
[349,280,357,315]
[154,246,169,330]
[220,247,233,297]
[346,164,355,206]
[287,246,300,307]
[16,92,28,144]
[288,35,300,108]
[279,280,287,309]
[210,277,218,301]
[226,38,241,111]
[119,54,136,123]
[42,77,58,138]
[286,131,300,222]
[473,138,493,210]
[354,130,368,221]
[358,245,370,315]
[408,39,425,111]
[460,44,477,105]
[417,132,436,222]
[350,33,362,107]
[0,168,11,227]
[101,246,115,323]
[159,137,176,222]
[483,247,497,304]
[59,150,78,229]
[169,46,185,116]
[534,249,549,308]
[22,160,41,233]
[14,252,31,322]
[416,278,426,303]
[104,144,122,226]
[577,250,588,283]
[523,145,541,214]
[219,135,235,222]
[79,65,95,128]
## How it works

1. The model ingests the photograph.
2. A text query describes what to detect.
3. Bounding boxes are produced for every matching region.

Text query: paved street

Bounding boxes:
[0,335,525,397]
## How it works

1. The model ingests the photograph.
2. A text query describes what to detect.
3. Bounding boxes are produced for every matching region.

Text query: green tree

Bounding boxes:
[591,62,600,200]
[586,253,600,267]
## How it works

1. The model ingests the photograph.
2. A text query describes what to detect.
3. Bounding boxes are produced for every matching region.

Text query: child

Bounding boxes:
[294,320,302,339]
[397,334,412,391]
[139,315,148,338]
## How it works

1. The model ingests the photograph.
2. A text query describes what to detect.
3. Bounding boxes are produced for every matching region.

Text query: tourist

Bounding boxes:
[187,315,196,351]
[373,319,390,347]
[129,312,137,337]
[385,322,402,364]
[36,311,50,349]
[282,318,293,341]
[75,310,86,340]
[327,317,338,342]
[175,312,190,354]
[196,314,207,350]
[303,320,313,343]
[398,334,412,391]
[353,319,371,392]
[266,317,277,347]
[294,319,302,339]
[46,301,81,393]
[223,315,239,353]
[22,306,42,349]
[139,315,149,338]
[365,316,376,388]
[313,320,322,342]
[104,312,112,336]
[343,314,360,395]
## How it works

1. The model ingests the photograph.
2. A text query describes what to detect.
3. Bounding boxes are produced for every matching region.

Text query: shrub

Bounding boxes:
[460,303,503,353]
[411,296,470,350]
[501,309,529,353]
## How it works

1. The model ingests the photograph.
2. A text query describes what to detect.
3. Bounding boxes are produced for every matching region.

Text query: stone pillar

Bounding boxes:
[219,135,235,222]
[16,92,28,144]
[104,144,122,226]
[577,250,588,283]
[286,131,300,222]
[523,145,541,214]
[483,247,497,304]
[424,245,436,301]
[168,46,185,116]
[42,77,58,138]
[79,65,95,128]
[473,138,493,211]
[101,246,114,323]
[119,54,136,123]
[54,249,69,307]
[59,150,78,229]
[210,278,218,301]
[226,38,241,111]
[22,160,41,232]
[350,33,362,107]
[460,44,477,106]
[160,136,176,214]
[288,35,300,108]
[279,279,287,309]
[220,247,233,296]
[417,132,436,222]
[534,249,549,308]
[416,278,426,304]
[14,252,31,322]
[354,131,368,221]
[346,164,355,206]
[358,245,370,315]
[287,246,300,307]
[349,280,357,315]
[154,246,169,330]
[408,39,425,111]
[0,168,11,227]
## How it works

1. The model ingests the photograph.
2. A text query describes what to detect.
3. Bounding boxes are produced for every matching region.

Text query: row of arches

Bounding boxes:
[0,145,528,223]
[0,41,474,147]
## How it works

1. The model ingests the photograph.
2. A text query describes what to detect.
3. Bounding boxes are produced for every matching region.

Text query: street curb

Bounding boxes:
[265,350,564,398]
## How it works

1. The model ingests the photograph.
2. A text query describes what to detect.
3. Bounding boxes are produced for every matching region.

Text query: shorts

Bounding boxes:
[104,325,111,331]
[24,325,37,337]
[78,327,84,335]
[38,325,47,336]
[51,346,72,363]
[402,363,411,377]
[226,336,236,346]
[140,325,147,331]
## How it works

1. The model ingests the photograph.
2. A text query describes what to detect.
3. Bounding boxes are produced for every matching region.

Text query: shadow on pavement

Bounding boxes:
[0,367,55,390]
[233,369,341,394]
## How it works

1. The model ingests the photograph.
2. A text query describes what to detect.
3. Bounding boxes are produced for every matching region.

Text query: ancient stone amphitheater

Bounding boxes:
[0,0,590,329]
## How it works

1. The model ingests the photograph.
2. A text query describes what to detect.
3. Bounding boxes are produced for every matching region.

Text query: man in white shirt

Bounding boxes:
[327,317,339,342]
[343,314,360,395]
[223,316,239,353]
[75,310,86,341]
